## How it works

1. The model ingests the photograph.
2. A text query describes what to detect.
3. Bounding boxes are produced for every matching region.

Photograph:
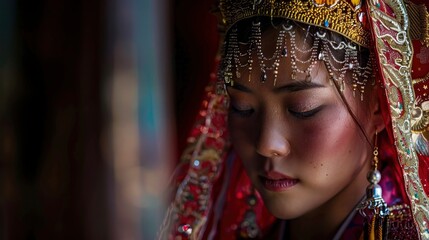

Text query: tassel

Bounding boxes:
[363,210,388,240]
[357,133,389,240]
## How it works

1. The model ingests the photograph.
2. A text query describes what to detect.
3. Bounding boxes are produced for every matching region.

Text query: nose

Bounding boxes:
[256,116,290,158]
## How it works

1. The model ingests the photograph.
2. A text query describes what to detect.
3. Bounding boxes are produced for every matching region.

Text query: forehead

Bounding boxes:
[230,61,329,93]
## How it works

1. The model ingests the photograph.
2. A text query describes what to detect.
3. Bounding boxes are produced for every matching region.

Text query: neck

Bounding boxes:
[285,160,370,240]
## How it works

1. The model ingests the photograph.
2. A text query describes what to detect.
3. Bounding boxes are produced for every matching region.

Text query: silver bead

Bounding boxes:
[367,170,381,184]
[366,183,383,200]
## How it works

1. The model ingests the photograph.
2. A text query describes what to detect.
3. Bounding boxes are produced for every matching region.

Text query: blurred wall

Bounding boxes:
[173,0,220,156]
[1,0,110,239]
[0,0,219,239]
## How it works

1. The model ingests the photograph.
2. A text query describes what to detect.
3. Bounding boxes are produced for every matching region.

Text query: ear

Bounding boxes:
[369,85,386,134]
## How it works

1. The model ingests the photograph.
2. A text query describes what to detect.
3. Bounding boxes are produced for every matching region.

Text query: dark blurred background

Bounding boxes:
[0,0,219,239]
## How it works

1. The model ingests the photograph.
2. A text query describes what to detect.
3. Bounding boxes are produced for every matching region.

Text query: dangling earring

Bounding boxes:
[357,131,389,240]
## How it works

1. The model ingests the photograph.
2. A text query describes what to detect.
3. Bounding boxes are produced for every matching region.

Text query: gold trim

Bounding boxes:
[413,71,429,84]
[405,0,429,47]
[368,0,429,238]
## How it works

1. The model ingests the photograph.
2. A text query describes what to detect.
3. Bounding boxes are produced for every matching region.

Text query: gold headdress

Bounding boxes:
[218,0,374,98]
[219,0,370,47]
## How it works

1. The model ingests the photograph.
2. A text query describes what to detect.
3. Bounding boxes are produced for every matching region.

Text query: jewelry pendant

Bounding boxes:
[291,71,296,80]
[260,69,267,82]
[281,48,288,57]
[305,72,311,82]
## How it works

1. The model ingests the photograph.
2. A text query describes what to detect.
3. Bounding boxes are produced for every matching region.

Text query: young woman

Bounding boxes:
[159,0,429,239]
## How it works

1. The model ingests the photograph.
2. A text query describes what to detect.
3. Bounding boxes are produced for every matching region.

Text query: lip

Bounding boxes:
[260,171,298,192]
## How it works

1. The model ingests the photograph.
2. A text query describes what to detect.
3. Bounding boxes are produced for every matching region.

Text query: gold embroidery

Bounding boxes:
[387,204,419,239]
[405,0,429,47]
[413,71,429,85]
[368,0,429,238]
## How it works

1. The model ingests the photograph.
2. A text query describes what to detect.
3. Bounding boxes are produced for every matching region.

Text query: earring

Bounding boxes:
[357,131,389,240]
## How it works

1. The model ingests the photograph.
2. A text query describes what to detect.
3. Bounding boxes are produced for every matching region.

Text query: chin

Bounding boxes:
[258,190,307,220]
[265,203,304,220]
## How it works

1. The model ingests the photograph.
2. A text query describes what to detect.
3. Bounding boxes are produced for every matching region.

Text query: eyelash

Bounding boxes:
[230,105,323,119]
[288,106,323,119]
[230,105,254,117]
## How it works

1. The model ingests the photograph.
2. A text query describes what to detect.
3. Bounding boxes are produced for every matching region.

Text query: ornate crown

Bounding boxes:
[219,0,370,47]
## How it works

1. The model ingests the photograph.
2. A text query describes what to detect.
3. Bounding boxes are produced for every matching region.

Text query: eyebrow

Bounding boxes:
[228,80,326,93]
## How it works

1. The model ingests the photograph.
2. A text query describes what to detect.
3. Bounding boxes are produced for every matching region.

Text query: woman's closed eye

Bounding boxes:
[230,104,254,117]
[288,105,324,119]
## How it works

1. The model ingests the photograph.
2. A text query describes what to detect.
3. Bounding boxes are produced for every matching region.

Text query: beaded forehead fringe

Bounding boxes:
[218,20,375,101]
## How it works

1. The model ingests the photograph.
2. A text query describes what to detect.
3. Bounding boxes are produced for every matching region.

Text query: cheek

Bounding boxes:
[292,107,368,180]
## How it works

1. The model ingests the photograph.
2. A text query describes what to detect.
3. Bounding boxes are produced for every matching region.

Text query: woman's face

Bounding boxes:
[226,25,382,219]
